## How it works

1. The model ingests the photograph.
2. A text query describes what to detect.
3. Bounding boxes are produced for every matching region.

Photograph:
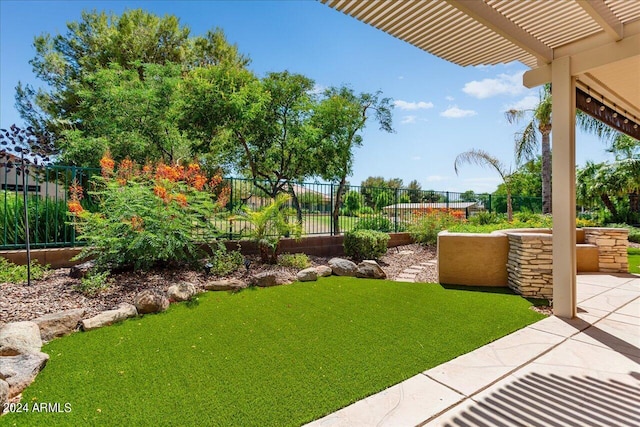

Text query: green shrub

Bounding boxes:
[278,253,311,269]
[74,271,111,296]
[358,206,374,215]
[353,216,393,232]
[343,229,390,261]
[0,257,49,283]
[206,242,244,276]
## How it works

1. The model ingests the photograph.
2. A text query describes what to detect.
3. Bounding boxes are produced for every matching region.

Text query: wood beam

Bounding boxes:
[444,0,553,63]
[577,0,623,40]
[523,31,640,87]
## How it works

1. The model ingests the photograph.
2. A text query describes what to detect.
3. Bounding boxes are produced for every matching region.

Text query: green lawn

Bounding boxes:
[628,248,640,273]
[2,278,545,426]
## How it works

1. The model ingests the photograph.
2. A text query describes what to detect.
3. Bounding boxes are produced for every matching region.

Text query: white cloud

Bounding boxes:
[503,94,538,112]
[411,155,422,161]
[394,100,434,110]
[445,96,455,101]
[398,75,404,80]
[401,115,417,124]
[440,106,477,118]
[462,71,526,99]
[426,175,448,182]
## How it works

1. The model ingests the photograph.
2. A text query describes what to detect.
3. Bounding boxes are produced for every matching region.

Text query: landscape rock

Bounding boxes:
[0,322,43,356]
[0,379,8,413]
[69,260,96,279]
[167,282,197,302]
[328,258,358,276]
[81,303,137,331]
[204,279,247,291]
[251,271,294,287]
[315,265,333,277]
[32,308,85,342]
[356,260,387,279]
[0,352,49,398]
[134,290,169,314]
[296,268,318,282]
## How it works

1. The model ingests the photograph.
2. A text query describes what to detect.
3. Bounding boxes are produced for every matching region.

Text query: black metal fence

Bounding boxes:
[1,164,544,250]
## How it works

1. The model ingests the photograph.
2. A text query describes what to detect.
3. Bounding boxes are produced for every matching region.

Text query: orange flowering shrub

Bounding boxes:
[408,208,467,246]
[71,154,227,270]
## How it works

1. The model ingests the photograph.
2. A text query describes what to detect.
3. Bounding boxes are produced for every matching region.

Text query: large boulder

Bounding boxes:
[32,308,85,342]
[134,290,169,314]
[167,282,197,302]
[315,265,333,277]
[0,379,8,413]
[356,260,387,279]
[81,303,137,331]
[204,279,247,292]
[0,352,49,398]
[0,322,43,356]
[296,268,318,282]
[328,258,358,276]
[69,260,95,279]
[251,271,294,287]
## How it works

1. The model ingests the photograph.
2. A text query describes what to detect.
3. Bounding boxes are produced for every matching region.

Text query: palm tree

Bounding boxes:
[454,149,514,221]
[506,84,617,215]
[505,84,552,214]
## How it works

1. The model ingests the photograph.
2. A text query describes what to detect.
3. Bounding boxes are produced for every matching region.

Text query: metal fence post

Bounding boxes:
[330,183,335,236]
[228,177,234,240]
[446,191,450,209]
[394,188,399,232]
[488,194,492,213]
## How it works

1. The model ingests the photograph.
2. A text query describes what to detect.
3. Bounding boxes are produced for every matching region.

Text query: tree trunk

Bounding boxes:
[600,194,618,218]
[507,191,514,222]
[288,183,303,226]
[332,175,347,235]
[541,131,552,214]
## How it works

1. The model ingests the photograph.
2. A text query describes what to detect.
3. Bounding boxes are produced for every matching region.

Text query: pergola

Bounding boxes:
[321,0,640,318]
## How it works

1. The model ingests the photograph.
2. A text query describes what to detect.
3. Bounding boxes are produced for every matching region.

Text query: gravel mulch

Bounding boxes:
[0,244,438,328]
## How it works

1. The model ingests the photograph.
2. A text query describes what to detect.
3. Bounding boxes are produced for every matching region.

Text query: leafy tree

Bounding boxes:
[60,63,189,166]
[407,179,422,203]
[314,88,393,234]
[182,69,317,208]
[455,149,514,221]
[360,176,402,209]
[16,9,248,150]
[460,190,478,202]
[343,190,363,214]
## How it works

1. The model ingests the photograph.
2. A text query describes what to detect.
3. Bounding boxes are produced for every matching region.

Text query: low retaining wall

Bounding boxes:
[1,233,414,268]
[438,227,629,300]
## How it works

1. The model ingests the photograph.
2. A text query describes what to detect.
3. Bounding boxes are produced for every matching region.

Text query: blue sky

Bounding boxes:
[0,0,615,193]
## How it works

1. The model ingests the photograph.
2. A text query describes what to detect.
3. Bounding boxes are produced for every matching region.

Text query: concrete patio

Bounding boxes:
[307,273,639,427]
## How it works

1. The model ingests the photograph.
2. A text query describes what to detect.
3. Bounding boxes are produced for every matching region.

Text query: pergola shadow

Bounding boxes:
[442,371,640,427]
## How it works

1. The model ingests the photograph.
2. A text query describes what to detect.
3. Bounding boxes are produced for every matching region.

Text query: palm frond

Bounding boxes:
[504,109,527,124]
[454,149,509,180]
[514,122,538,165]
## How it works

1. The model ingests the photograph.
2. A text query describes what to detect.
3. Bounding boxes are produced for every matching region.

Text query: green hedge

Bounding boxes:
[343,229,390,261]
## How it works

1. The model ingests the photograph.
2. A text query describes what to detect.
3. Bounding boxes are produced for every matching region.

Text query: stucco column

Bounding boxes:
[551,56,577,318]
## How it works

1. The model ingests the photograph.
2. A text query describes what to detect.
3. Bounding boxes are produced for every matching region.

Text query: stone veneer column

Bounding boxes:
[506,233,553,300]
[583,227,629,273]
